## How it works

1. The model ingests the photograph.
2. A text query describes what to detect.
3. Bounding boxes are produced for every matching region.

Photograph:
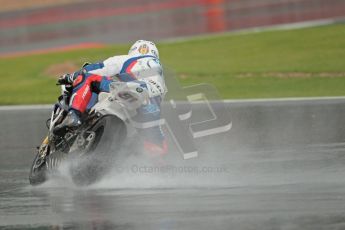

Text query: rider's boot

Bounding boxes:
[53,109,82,135]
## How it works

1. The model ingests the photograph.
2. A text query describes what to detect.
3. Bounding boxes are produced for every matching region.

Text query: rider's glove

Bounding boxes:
[57,73,73,85]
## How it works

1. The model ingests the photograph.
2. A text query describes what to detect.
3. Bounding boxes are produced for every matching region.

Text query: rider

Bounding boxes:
[54,40,168,156]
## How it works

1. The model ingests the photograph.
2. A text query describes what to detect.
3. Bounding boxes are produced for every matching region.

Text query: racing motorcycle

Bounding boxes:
[29,74,148,186]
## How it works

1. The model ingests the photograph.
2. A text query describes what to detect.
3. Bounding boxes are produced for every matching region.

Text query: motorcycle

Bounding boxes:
[29,73,148,186]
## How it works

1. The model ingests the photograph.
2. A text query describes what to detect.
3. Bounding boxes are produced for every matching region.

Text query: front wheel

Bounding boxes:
[29,151,48,185]
[29,148,66,185]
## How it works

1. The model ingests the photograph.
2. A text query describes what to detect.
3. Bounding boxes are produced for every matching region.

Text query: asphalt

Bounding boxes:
[1,98,345,229]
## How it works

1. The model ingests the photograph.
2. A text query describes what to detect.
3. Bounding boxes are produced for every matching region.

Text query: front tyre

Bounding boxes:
[29,152,48,185]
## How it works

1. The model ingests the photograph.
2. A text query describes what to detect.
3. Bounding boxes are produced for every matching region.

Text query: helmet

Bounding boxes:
[128,40,159,58]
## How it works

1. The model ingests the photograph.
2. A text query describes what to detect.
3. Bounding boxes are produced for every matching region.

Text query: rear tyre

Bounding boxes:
[71,115,126,186]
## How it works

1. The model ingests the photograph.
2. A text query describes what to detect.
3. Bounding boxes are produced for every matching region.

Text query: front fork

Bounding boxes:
[32,136,50,170]
[38,136,49,158]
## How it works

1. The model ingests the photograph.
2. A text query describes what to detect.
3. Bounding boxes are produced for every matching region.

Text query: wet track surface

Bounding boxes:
[1,99,345,229]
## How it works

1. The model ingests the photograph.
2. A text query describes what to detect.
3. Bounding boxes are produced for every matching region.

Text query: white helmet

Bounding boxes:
[128,40,159,59]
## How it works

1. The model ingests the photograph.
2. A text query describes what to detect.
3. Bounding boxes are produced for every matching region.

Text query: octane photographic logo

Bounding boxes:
[125,68,232,159]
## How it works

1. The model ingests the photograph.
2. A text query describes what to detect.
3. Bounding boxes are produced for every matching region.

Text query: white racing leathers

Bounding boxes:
[84,54,168,154]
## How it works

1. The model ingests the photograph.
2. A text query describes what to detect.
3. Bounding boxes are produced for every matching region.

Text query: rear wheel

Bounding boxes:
[71,115,126,186]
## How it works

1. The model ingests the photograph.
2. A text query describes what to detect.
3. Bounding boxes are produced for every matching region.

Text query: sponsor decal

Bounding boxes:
[149,79,162,93]
[138,44,149,55]
[82,86,89,99]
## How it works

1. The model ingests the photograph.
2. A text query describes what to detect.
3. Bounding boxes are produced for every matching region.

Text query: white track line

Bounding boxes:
[161,17,345,44]
[0,105,52,111]
[223,96,345,104]
[1,96,345,111]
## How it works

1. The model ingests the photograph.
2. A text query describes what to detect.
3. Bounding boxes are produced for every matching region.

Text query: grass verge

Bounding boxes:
[0,24,344,104]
